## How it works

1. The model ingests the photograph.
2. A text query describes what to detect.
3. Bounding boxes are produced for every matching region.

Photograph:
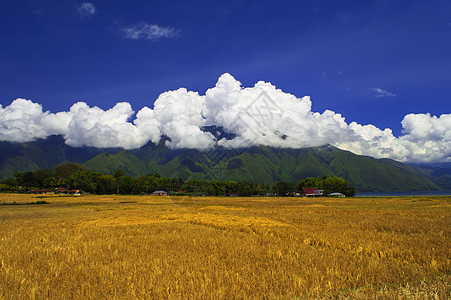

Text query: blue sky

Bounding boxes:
[0,0,450,162]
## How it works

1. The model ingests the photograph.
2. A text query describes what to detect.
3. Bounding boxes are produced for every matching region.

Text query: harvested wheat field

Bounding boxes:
[0,194,450,299]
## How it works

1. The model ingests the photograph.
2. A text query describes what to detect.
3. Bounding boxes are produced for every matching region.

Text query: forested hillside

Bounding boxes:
[0,135,441,192]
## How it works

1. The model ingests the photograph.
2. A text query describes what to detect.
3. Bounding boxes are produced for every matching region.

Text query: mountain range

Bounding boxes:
[0,134,448,192]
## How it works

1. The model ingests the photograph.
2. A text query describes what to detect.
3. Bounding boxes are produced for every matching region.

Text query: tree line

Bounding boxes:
[0,163,356,196]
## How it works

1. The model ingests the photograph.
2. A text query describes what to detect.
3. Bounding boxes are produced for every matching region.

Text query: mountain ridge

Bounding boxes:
[0,135,443,192]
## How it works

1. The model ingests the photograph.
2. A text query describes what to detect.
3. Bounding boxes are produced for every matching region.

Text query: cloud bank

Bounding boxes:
[0,74,449,162]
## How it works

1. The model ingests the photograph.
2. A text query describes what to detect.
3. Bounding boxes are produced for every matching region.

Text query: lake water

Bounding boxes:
[355,190,451,197]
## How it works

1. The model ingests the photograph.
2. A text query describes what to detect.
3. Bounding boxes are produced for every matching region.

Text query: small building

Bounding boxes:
[30,189,54,195]
[69,189,82,196]
[329,192,345,197]
[151,190,168,196]
[302,188,324,197]
[55,187,68,194]
[314,189,324,196]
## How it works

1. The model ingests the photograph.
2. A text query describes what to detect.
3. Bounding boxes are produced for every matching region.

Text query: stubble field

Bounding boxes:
[0,193,450,299]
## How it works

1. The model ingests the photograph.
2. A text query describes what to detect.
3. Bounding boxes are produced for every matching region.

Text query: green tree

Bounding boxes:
[256,183,271,196]
[140,173,166,194]
[33,169,54,188]
[113,169,125,180]
[274,181,295,196]
[65,170,99,193]
[166,177,183,194]
[0,183,12,192]
[223,181,238,194]
[297,176,355,197]
[236,181,256,196]
[43,177,64,188]
[119,176,142,194]
[96,175,118,194]
[181,179,214,195]
[55,163,83,179]
[297,177,324,191]
[323,176,356,197]
[1,178,17,188]
[113,169,125,193]
[210,180,226,196]
[15,171,35,188]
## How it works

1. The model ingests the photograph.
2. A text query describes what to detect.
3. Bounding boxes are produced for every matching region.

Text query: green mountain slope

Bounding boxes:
[409,163,451,190]
[82,151,148,177]
[0,135,120,180]
[310,146,439,191]
[0,136,442,192]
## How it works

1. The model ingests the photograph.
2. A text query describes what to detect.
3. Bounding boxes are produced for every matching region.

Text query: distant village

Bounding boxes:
[1,164,355,197]
[28,186,346,198]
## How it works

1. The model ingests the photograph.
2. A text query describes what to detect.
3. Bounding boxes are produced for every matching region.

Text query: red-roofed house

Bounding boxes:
[30,189,54,195]
[302,188,324,197]
[55,187,68,193]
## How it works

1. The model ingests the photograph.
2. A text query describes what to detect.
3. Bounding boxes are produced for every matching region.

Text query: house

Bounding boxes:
[314,189,324,196]
[30,189,54,195]
[151,190,168,196]
[55,187,68,194]
[69,189,82,196]
[329,192,345,197]
[302,188,324,197]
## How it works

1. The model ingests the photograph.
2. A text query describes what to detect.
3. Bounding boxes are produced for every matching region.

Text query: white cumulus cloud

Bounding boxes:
[334,113,451,162]
[0,99,67,142]
[203,74,348,149]
[64,102,147,149]
[0,74,449,163]
[149,88,214,150]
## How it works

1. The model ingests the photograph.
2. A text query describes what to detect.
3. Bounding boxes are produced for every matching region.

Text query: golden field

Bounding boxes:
[0,194,450,299]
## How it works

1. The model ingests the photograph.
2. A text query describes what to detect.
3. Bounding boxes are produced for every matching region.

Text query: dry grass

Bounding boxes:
[0,194,450,299]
